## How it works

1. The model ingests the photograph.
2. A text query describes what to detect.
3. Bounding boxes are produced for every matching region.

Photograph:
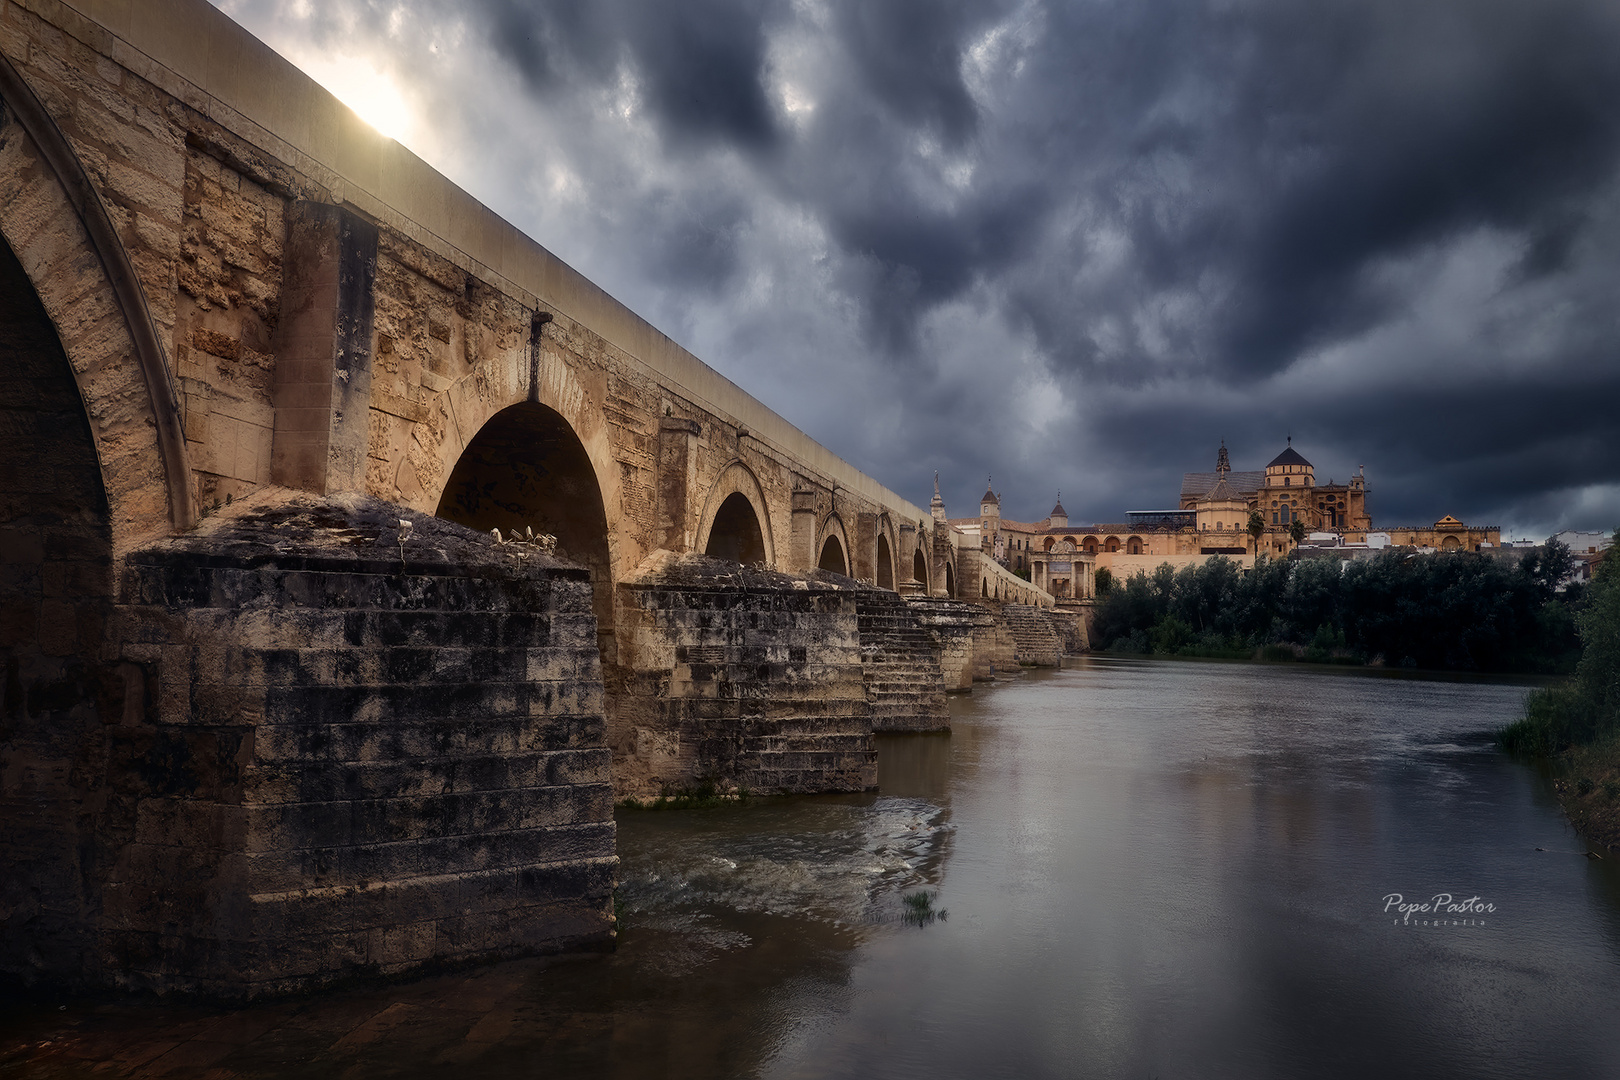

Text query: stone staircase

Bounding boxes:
[1047,605,1090,654]
[857,591,949,731]
[999,603,1064,667]
[614,554,877,796]
[907,596,1013,684]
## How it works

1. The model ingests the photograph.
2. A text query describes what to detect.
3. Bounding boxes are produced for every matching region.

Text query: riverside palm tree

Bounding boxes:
[1248,509,1265,556]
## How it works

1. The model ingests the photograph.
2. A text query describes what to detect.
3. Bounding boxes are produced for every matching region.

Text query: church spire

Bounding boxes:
[1216,439,1230,476]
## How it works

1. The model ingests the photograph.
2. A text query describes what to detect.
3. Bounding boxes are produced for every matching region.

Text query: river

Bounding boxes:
[6,657,1620,1078]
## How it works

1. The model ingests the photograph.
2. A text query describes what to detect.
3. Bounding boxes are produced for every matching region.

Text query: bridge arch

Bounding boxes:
[0,54,194,546]
[912,546,929,586]
[0,182,122,982]
[696,460,774,567]
[434,401,616,661]
[944,560,957,598]
[871,512,899,590]
[417,324,625,568]
[818,513,851,576]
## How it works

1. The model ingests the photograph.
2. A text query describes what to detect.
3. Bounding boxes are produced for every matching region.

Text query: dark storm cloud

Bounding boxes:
[832,0,1000,143]
[483,0,778,147]
[217,0,1620,535]
[986,0,1620,382]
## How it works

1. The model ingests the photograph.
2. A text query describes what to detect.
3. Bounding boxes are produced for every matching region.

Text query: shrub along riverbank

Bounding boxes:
[1498,539,1620,850]
[1092,544,1582,674]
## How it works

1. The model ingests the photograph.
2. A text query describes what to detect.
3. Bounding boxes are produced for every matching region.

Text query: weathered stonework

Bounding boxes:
[613,553,876,797]
[4,491,615,996]
[1048,607,1090,656]
[906,598,990,692]
[857,589,949,732]
[997,603,1064,667]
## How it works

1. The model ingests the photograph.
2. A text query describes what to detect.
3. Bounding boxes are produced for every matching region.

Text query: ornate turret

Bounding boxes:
[979,476,1002,554]
[931,471,947,524]
[1198,444,1248,538]
[1048,493,1069,530]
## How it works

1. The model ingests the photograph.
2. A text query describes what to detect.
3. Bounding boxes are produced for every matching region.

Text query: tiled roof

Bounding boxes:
[1182,470,1264,498]
[1267,445,1312,469]
[1201,474,1242,503]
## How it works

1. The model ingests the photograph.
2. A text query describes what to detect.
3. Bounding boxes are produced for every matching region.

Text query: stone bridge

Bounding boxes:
[0,0,1076,996]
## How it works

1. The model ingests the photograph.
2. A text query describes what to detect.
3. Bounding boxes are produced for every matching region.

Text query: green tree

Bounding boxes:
[1520,539,1575,603]
[1094,567,1114,596]
[1501,531,1620,753]
[1247,509,1265,553]
[1288,518,1307,549]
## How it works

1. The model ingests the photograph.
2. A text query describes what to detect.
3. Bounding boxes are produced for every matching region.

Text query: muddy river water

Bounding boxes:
[6,657,1620,1078]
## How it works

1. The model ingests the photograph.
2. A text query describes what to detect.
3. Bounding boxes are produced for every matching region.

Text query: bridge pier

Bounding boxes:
[613,553,877,797]
[90,494,614,997]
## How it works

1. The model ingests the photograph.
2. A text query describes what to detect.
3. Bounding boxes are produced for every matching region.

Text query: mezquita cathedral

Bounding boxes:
[950,441,1500,599]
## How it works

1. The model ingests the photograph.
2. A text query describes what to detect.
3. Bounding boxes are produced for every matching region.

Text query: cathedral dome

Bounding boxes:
[1267,443,1312,469]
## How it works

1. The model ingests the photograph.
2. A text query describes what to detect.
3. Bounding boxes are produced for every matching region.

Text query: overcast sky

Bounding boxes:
[214,0,1620,539]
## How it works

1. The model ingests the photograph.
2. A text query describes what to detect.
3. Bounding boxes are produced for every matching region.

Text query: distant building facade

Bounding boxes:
[958,442,1503,599]
[951,481,1097,600]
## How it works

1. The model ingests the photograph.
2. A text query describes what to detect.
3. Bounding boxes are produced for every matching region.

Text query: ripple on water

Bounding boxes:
[617,796,955,926]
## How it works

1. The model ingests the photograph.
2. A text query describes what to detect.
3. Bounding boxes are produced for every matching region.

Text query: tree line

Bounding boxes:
[1500,539,1619,755]
[1091,543,1584,674]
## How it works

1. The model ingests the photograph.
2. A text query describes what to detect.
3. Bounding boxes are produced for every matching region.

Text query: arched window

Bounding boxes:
[1284,476,1291,487]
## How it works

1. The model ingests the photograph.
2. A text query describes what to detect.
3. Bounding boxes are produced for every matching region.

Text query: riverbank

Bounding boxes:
[1100,638,1576,677]
[1092,648,1561,686]
[1551,735,1620,854]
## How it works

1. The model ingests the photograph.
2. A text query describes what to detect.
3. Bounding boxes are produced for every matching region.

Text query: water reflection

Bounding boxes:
[6,658,1620,1079]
